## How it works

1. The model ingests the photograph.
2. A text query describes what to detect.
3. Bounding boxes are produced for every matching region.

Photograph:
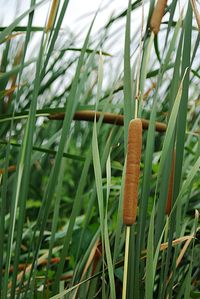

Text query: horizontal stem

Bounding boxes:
[48,110,167,132]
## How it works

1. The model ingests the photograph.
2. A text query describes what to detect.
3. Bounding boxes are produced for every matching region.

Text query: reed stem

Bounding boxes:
[122,226,130,299]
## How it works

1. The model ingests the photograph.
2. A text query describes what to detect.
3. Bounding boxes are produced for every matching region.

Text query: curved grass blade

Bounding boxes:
[124,0,134,148]
[0,0,48,44]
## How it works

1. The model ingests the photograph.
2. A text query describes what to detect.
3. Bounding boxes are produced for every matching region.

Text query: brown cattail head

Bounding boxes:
[123,119,143,226]
[3,45,23,113]
[14,45,23,66]
[91,242,102,275]
[191,0,200,32]
[0,165,16,175]
[165,150,176,216]
[45,0,59,33]
[150,0,168,34]
[48,111,167,132]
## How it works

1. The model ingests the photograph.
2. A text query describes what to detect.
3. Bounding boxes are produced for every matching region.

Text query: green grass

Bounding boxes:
[0,0,200,298]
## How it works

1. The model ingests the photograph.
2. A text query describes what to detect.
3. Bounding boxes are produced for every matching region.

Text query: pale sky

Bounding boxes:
[1,0,132,31]
[0,0,193,38]
[0,0,149,64]
[0,0,196,81]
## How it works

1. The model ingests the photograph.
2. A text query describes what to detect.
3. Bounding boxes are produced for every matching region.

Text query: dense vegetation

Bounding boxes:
[0,0,200,298]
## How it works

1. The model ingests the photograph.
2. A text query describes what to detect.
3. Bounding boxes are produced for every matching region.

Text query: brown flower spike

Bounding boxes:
[123,119,142,226]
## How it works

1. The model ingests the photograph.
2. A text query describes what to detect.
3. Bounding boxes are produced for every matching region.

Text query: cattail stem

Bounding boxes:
[150,0,168,34]
[122,226,130,299]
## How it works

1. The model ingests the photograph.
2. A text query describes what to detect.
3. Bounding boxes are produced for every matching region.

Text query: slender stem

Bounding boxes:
[122,226,131,299]
[135,100,138,119]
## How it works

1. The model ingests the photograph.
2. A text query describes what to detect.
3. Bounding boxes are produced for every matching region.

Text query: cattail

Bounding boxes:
[91,242,102,275]
[48,110,167,132]
[0,165,16,175]
[45,0,59,33]
[123,119,142,226]
[191,0,200,32]
[165,150,176,216]
[150,0,168,34]
[143,82,156,100]
[3,46,23,113]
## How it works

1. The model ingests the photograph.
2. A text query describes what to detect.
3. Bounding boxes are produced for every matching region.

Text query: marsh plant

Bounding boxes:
[0,0,200,298]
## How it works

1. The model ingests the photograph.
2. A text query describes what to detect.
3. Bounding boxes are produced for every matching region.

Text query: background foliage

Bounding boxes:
[0,0,200,298]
